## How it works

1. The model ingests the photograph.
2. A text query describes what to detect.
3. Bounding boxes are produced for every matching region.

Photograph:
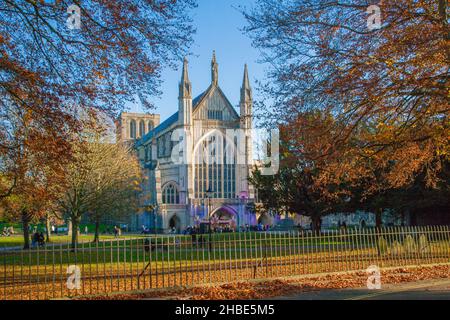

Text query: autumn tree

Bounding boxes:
[0,1,196,216]
[250,111,355,232]
[243,0,449,193]
[0,107,68,248]
[354,157,450,226]
[85,141,142,243]
[57,131,141,248]
[252,109,449,230]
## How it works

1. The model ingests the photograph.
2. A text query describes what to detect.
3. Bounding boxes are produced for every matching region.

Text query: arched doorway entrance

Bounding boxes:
[210,207,237,231]
[168,215,181,233]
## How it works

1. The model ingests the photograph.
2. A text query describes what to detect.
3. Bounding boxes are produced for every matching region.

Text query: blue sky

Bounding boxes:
[128,0,265,121]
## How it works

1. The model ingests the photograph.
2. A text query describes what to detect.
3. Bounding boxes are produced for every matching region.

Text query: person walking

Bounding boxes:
[113,226,120,238]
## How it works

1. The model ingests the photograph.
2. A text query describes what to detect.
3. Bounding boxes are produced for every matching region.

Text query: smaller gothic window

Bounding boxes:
[157,132,173,158]
[208,110,223,120]
[130,120,136,139]
[148,121,154,132]
[162,183,180,204]
[139,120,145,137]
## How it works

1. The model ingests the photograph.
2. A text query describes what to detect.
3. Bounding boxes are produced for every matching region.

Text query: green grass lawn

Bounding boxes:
[1,231,355,248]
[0,231,378,267]
[0,234,148,248]
[1,231,448,272]
[3,237,447,269]
[0,239,373,267]
[5,230,434,267]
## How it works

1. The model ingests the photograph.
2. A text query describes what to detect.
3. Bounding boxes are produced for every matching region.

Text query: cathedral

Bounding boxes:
[117,52,257,233]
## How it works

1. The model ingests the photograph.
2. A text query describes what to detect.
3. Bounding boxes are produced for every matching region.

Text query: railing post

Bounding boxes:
[233,232,238,281]
[287,231,292,275]
[355,227,363,271]
[429,226,437,264]
[384,226,392,267]
[445,226,450,262]
[439,226,445,262]
[410,226,419,266]
[372,228,378,267]
[179,235,183,287]
[228,232,233,282]
[237,231,242,281]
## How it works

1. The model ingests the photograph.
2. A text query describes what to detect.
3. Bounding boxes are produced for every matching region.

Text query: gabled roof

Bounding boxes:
[137,86,239,147]
[192,90,207,107]
[191,85,240,119]
[136,111,178,147]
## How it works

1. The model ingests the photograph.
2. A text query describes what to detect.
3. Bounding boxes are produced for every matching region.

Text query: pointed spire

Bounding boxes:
[211,50,218,86]
[240,64,252,102]
[242,64,250,89]
[240,64,252,131]
[179,57,191,99]
[181,57,190,83]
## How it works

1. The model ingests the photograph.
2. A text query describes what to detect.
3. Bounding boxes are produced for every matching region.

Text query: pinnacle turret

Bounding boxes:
[179,57,192,99]
[211,51,218,86]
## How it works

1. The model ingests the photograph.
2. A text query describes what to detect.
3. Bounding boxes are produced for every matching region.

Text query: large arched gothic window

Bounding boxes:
[139,120,145,137]
[130,120,136,139]
[162,182,180,204]
[148,121,154,132]
[194,130,236,199]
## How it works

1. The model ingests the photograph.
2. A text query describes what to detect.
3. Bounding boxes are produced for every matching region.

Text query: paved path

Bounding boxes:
[273,278,450,300]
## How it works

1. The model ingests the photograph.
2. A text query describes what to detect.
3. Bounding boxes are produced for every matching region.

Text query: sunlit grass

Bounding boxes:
[0,234,147,248]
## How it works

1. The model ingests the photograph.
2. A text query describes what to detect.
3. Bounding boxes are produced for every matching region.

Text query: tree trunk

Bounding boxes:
[93,217,100,243]
[311,215,321,235]
[45,214,51,243]
[375,208,383,228]
[22,211,30,250]
[71,215,80,250]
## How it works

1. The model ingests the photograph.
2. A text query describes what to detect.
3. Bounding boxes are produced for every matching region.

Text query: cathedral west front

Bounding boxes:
[116,52,257,233]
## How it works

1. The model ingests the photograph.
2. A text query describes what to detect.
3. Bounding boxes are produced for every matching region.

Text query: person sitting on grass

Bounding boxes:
[2,227,9,237]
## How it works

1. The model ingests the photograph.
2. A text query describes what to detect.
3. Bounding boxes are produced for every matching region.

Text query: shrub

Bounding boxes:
[377,236,388,255]
[391,241,404,256]
[403,235,417,254]
[418,234,430,255]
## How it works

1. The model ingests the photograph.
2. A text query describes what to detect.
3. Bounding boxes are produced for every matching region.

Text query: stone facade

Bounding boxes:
[115,112,160,143]
[119,52,257,233]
